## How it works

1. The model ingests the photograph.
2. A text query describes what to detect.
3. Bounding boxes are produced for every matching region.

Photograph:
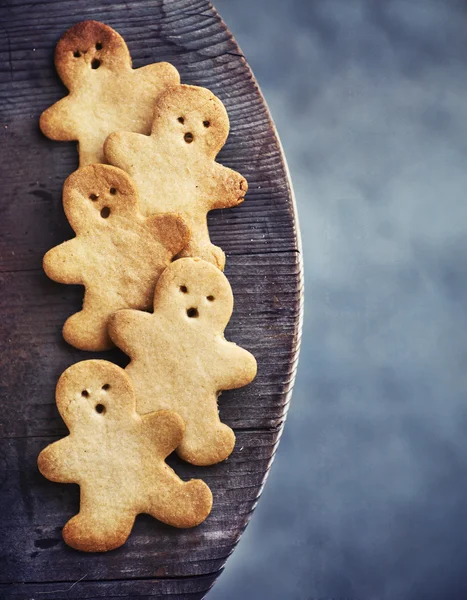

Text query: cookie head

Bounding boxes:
[56,360,135,428]
[154,258,234,329]
[63,164,139,230]
[55,21,131,90]
[152,85,230,158]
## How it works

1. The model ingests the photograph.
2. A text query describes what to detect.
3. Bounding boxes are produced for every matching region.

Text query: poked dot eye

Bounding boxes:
[187,307,199,318]
[178,117,185,124]
[180,285,188,293]
[184,132,194,143]
[89,193,99,201]
[91,58,101,69]
[100,207,110,218]
[109,187,117,195]
[95,42,103,50]
[95,403,105,414]
[81,390,89,398]
[207,295,215,302]
[73,51,81,58]
[102,384,110,391]
[203,120,210,128]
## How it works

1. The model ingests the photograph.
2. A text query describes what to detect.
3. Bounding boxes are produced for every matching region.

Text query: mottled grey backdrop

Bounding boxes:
[211,1,467,599]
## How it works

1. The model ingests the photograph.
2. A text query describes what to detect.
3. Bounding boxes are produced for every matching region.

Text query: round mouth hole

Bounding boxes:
[186,307,199,318]
[180,285,188,293]
[91,58,101,69]
[109,187,117,195]
[95,404,105,414]
[178,117,185,124]
[203,120,210,128]
[73,51,81,58]
[102,384,110,391]
[81,390,89,398]
[89,193,98,201]
[207,295,215,302]
[95,42,103,50]
[100,206,110,218]
[184,132,194,143]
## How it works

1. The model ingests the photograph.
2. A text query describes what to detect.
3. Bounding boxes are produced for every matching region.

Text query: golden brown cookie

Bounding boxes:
[38,360,213,552]
[40,21,180,166]
[109,257,257,466]
[104,84,248,270]
[43,164,189,351]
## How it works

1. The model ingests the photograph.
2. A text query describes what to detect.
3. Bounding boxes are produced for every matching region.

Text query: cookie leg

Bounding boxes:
[63,505,135,552]
[63,306,112,351]
[78,134,107,166]
[149,474,212,528]
[207,243,226,271]
[178,241,225,270]
[177,421,235,466]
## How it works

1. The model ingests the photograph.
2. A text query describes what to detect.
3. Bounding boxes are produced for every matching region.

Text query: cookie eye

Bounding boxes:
[186,307,199,318]
[203,120,210,128]
[180,285,188,293]
[100,207,110,218]
[109,187,117,195]
[95,42,103,50]
[207,295,214,302]
[81,390,89,398]
[91,58,101,69]
[89,193,98,201]
[95,404,105,414]
[184,132,194,143]
[178,117,185,124]
[102,384,110,391]
[73,51,81,58]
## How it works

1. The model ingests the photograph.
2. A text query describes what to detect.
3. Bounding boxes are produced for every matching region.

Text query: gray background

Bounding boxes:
[211,1,467,599]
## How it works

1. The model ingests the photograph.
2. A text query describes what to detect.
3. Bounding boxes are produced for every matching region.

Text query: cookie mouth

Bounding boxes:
[186,307,199,318]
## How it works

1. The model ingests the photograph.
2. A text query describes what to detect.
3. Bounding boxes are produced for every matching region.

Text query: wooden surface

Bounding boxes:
[0,0,303,598]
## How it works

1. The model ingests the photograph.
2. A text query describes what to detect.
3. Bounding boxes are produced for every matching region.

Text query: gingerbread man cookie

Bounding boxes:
[109,257,257,466]
[104,84,248,270]
[43,164,189,351]
[38,360,213,552]
[40,21,180,166]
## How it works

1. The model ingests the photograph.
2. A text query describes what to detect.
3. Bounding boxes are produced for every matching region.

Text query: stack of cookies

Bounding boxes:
[37,21,257,553]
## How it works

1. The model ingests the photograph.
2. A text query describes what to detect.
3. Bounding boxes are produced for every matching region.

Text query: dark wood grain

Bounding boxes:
[0,0,303,598]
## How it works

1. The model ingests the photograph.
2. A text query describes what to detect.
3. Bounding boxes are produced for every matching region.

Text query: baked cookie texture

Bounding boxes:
[38,360,213,552]
[104,84,248,270]
[40,21,180,165]
[43,164,189,351]
[109,257,257,466]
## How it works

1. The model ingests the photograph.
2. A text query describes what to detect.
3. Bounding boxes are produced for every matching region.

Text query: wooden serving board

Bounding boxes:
[0,1,303,598]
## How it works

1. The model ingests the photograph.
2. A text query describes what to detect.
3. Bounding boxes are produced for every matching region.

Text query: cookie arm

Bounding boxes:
[38,437,79,483]
[40,97,80,141]
[104,131,144,172]
[142,410,185,458]
[208,164,248,210]
[108,309,153,356]
[215,341,257,390]
[135,61,180,91]
[146,213,190,256]
[43,239,84,285]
